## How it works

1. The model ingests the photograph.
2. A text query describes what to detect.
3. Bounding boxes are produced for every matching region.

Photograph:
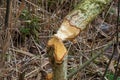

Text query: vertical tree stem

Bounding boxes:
[0,0,12,68]
[47,47,67,80]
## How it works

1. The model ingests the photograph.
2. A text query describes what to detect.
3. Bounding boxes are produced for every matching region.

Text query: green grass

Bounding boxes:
[106,72,120,80]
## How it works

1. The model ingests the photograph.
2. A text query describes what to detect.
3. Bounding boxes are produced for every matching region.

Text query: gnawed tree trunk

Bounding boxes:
[47,0,112,80]
[0,0,3,6]
[47,47,67,80]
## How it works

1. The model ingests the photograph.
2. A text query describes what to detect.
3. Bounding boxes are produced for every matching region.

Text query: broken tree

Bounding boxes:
[47,0,112,80]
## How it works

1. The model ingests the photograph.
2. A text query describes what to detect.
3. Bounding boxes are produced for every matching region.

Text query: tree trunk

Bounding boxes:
[0,0,12,68]
[65,0,112,30]
[47,0,112,80]
[0,0,3,6]
[47,47,67,80]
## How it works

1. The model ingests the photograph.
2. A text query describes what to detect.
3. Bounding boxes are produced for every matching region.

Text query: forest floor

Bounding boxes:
[0,0,120,80]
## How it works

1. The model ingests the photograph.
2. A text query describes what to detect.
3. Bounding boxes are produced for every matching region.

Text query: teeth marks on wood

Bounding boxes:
[66,10,86,30]
[54,19,80,41]
[47,37,67,63]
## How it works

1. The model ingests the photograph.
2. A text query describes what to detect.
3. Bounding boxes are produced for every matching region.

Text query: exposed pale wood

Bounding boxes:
[48,37,67,63]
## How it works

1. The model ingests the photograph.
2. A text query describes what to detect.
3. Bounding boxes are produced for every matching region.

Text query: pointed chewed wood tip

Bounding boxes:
[47,37,67,63]
[46,72,53,80]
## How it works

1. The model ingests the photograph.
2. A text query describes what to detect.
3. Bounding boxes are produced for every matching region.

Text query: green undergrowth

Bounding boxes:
[19,9,40,42]
[106,72,120,80]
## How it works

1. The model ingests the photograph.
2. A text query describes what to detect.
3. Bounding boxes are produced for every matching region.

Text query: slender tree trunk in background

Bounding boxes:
[47,0,112,80]
[4,0,12,29]
[0,0,3,6]
[0,0,12,68]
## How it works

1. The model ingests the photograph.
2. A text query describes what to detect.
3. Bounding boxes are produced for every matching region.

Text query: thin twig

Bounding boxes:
[68,41,113,79]
[10,48,35,57]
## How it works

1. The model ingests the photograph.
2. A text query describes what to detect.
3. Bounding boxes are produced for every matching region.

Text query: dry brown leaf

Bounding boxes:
[15,0,25,20]
[109,60,115,73]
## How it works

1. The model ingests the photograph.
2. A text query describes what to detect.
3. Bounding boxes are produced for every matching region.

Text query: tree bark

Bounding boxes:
[65,0,112,30]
